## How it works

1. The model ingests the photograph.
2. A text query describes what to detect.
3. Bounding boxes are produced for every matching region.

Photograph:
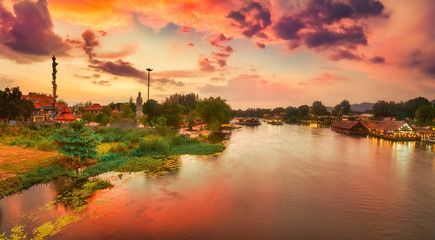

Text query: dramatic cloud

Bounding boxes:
[89,59,147,80]
[305,26,367,49]
[187,43,194,47]
[227,1,271,38]
[270,0,385,62]
[405,49,435,77]
[0,0,70,61]
[273,16,305,40]
[82,30,99,60]
[80,29,184,89]
[370,56,385,64]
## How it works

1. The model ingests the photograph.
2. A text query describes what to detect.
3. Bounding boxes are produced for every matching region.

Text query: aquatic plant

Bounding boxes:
[54,179,113,211]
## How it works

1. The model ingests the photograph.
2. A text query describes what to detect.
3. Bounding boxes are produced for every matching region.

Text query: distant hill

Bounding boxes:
[351,102,374,113]
[430,99,435,104]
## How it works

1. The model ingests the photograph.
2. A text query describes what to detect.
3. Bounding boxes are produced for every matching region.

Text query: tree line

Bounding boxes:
[234,97,435,126]
[70,92,232,132]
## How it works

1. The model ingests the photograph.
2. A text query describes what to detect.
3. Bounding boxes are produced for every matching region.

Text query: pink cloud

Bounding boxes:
[198,57,216,72]
[0,0,70,62]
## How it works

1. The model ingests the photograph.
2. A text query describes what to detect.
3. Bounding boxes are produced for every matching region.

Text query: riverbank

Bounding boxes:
[0,127,226,198]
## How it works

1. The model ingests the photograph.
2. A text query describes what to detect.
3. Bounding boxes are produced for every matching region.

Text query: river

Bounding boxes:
[1,124,435,239]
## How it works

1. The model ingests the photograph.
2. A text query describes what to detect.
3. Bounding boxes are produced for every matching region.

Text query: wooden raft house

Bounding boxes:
[332,120,435,142]
[415,127,435,143]
[361,120,420,141]
[331,120,368,134]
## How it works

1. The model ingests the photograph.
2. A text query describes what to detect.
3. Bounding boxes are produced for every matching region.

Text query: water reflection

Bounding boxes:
[1,125,435,239]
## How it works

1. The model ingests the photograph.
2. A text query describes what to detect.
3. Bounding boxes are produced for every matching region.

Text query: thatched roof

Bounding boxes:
[361,120,414,132]
[332,120,361,130]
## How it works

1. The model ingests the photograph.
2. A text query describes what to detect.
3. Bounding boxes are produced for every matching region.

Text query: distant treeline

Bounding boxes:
[233,97,435,126]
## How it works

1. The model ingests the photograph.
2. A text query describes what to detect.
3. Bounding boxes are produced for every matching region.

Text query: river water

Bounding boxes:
[2,124,435,239]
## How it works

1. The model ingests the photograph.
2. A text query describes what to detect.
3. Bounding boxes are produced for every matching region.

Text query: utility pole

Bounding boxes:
[146,68,153,101]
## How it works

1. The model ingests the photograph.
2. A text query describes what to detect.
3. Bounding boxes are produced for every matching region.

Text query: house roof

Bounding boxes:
[332,120,361,130]
[33,102,42,110]
[85,103,103,110]
[415,127,435,134]
[112,109,121,114]
[361,120,414,132]
[57,112,77,121]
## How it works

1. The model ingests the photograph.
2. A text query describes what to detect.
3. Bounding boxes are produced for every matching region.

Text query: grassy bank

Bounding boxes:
[0,124,226,198]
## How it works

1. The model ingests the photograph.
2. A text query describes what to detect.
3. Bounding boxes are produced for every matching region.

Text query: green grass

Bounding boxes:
[0,156,59,174]
[115,156,168,172]
[1,132,226,198]
[170,142,226,155]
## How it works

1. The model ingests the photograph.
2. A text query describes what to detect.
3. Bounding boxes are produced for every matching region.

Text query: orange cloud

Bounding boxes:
[48,0,239,32]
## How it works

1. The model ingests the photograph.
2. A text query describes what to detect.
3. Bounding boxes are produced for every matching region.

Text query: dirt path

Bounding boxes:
[0,144,59,181]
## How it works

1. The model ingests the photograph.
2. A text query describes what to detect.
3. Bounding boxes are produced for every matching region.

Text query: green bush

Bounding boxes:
[109,142,129,154]
[0,123,13,136]
[37,139,56,151]
[51,120,101,164]
[168,134,183,146]
[155,137,170,155]
[99,153,121,162]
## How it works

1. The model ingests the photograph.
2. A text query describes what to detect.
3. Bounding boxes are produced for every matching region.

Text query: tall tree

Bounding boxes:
[284,106,298,123]
[405,97,429,119]
[142,99,163,125]
[415,104,435,126]
[310,101,328,116]
[160,102,184,130]
[373,100,398,119]
[195,97,232,130]
[333,100,351,116]
[166,93,198,113]
[297,105,310,120]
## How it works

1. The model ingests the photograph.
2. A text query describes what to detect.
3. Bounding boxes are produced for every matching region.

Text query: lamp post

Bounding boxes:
[146,68,153,101]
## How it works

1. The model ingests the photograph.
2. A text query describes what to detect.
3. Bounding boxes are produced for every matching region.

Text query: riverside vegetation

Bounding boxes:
[0,120,226,198]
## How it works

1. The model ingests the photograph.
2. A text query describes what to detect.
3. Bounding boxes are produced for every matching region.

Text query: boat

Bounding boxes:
[267,120,283,125]
[220,124,232,139]
[237,117,261,126]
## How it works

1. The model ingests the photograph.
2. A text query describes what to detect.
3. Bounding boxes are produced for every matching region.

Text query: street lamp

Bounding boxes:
[146,68,153,101]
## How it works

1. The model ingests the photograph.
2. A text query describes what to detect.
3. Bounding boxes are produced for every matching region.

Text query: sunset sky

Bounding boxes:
[0,0,434,109]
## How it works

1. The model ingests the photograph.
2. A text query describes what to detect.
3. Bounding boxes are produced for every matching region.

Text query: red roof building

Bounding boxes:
[57,106,77,122]
[112,108,121,114]
[84,104,103,115]
[22,93,54,122]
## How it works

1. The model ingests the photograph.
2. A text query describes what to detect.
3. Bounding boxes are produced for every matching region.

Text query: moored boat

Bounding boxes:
[237,117,261,126]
